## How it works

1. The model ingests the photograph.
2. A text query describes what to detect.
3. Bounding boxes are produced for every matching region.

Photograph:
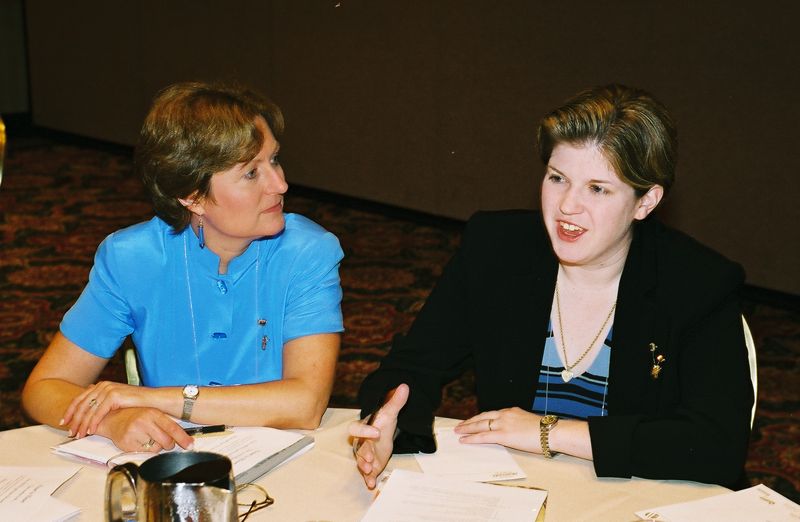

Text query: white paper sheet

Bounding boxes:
[0,466,81,522]
[414,427,526,482]
[635,484,800,522]
[361,469,546,522]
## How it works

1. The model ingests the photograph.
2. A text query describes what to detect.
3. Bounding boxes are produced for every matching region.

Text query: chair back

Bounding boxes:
[742,315,757,428]
[125,344,141,386]
[0,115,6,188]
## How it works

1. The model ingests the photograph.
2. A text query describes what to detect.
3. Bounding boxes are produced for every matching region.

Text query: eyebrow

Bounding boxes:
[547,165,614,185]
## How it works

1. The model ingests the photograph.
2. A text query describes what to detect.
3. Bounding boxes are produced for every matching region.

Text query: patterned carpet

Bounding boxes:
[0,135,797,502]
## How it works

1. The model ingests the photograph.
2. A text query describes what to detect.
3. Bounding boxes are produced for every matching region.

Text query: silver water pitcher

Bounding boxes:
[105,451,238,521]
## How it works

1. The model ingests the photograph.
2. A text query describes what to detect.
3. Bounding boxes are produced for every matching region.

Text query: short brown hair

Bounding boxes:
[537,84,677,196]
[136,81,284,231]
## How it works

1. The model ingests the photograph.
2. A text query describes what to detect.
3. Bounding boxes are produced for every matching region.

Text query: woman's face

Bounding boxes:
[540,142,661,269]
[190,117,288,251]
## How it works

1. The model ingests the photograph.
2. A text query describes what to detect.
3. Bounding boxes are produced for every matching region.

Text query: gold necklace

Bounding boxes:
[555,284,616,383]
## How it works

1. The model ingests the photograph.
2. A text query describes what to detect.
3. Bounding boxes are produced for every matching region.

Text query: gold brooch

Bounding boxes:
[650,343,665,379]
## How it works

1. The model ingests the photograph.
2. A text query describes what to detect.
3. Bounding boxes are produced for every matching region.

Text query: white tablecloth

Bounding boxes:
[0,408,728,521]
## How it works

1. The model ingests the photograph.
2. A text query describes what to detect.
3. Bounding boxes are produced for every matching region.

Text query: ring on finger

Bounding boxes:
[141,438,156,450]
[488,418,494,431]
[88,398,98,408]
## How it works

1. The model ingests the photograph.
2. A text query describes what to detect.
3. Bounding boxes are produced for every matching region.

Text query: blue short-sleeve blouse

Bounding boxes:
[60,213,344,387]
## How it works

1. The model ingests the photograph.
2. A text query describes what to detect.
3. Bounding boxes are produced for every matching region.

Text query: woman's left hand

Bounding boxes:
[62,380,146,438]
[454,407,543,454]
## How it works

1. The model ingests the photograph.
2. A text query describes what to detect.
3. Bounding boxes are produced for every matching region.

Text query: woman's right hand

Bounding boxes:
[95,407,195,453]
[348,383,409,489]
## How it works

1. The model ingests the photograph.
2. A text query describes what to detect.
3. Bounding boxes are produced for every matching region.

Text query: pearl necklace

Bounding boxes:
[555,284,616,383]
[183,231,268,383]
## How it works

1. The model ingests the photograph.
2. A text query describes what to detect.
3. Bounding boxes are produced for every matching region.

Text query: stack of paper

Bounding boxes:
[360,427,545,521]
[0,466,81,522]
[635,484,800,521]
[361,469,546,522]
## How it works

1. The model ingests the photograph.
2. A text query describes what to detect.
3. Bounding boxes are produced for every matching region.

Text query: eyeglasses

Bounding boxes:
[237,483,274,521]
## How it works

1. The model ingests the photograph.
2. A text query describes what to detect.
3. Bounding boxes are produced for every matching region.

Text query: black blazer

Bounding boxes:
[359,210,753,487]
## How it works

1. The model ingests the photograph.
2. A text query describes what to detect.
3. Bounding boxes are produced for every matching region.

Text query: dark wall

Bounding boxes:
[25,1,800,294]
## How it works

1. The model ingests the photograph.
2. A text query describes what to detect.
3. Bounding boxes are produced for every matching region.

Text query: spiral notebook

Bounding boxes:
[52,426,314,484]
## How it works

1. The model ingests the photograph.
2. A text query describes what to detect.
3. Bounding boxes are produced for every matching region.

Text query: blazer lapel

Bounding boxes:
[607,219,668,414]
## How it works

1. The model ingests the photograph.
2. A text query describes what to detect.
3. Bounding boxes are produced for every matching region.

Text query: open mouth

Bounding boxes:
[557,220,586,240]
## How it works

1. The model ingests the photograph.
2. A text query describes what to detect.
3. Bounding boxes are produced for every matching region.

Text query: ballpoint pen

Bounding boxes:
[183,424,227,436]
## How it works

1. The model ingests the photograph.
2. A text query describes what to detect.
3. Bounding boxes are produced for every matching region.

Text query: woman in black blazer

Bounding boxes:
[350,85,753,489]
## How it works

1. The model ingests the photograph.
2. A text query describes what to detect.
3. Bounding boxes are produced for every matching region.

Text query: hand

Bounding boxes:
[95,407,195,453]
[348,383,409,489]
[454,407,543,453]
[61,380,145,438]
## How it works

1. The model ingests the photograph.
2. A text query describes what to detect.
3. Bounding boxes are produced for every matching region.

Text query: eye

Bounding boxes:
[589,184,608,195]
[547,173,565,184]
[270,154,280,167]
[244,168,258,180]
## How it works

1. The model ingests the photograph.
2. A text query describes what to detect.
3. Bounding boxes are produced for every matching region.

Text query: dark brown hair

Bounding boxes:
[136,81,284,231]
[537,84,677,196]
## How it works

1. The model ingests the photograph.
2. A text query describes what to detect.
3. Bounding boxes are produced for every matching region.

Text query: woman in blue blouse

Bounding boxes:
[23,82,344,453]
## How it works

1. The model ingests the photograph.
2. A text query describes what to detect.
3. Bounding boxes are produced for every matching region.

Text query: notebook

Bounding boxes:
[52,426,314,484]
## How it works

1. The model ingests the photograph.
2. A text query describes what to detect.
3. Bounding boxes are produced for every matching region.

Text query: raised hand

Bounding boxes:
[348,383,410,489]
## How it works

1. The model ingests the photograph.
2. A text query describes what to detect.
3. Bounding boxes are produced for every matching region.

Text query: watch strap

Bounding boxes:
[181,385,199,421]
[540,415,559,458]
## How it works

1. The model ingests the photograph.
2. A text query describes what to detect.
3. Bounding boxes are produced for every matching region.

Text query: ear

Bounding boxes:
[178,194,205,216]
[633,185,664,221]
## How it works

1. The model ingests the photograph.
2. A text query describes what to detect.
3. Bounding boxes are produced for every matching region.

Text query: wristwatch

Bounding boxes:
[181,384,200,421]
[540,414,559,458]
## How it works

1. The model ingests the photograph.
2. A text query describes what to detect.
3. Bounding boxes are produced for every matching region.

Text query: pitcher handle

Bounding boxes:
[105,462,140,522]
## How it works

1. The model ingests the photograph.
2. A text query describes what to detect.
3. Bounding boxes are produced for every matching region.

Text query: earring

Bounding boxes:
[198,217,205,249]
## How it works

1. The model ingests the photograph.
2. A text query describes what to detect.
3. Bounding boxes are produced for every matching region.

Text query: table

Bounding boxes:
[0,408,728,521]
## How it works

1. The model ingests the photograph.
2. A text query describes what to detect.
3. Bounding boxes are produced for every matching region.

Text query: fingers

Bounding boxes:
[455,411,499,435]
[348,421,380,440]
[458,431,498,445]
[355,441,381,489]
[67,381,143,438]
[379,383,410,419]
[61,383,97,431]
[156,416,195,450]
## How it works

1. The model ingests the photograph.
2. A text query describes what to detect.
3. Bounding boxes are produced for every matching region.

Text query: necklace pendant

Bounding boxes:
[561,369,574,383]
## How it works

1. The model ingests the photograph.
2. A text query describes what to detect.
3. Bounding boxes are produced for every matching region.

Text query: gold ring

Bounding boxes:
[141,438,155,450]
[488,419,494,431]
[88,398,98,408]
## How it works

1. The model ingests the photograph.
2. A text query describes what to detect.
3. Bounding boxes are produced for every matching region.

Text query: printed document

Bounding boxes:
[415,427,526,482]
[635,484,800,521]
[0,465,81,522]
[361,469,546,522]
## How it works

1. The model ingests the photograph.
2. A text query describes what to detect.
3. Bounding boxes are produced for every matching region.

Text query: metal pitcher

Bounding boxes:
[105,451,238,521]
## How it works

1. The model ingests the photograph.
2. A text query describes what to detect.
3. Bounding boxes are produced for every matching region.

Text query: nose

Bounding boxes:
[559,187,582,215]
[264,165,289,195]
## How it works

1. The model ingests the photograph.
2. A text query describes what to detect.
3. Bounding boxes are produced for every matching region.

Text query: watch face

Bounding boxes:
[184,385,199,399]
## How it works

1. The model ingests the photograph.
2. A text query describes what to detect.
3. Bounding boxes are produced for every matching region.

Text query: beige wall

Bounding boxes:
[25,1,800,294]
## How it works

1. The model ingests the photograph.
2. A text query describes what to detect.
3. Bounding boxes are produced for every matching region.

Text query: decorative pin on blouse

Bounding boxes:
[649,342,665,379]
[257,319,268,350]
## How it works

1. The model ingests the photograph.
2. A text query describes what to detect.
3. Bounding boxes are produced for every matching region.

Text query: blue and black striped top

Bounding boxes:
[532,321,612,419]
